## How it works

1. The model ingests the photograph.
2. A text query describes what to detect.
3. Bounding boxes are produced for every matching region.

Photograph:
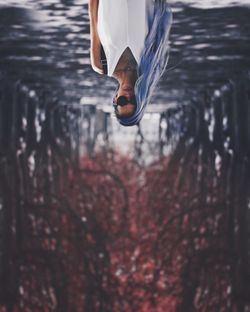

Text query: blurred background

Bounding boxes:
[0,0,250,311]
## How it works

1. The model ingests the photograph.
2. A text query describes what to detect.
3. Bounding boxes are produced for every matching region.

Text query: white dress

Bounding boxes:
[97,0,152,76]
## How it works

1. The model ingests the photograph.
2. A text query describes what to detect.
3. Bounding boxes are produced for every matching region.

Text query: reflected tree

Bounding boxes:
[0,72,250,311]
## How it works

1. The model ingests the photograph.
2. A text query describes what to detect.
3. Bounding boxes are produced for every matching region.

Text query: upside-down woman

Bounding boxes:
[88,0,172,126]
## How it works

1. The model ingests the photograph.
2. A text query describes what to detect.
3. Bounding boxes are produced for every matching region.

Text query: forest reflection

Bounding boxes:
[0,72,250,311]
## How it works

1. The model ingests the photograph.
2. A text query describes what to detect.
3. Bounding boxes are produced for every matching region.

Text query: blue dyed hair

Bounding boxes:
[116,0,173,127]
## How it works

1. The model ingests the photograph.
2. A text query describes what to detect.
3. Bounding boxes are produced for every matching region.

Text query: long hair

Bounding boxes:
[116,0,173,127]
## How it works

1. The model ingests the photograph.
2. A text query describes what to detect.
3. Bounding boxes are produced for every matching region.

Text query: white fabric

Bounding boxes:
[97,0,151,76]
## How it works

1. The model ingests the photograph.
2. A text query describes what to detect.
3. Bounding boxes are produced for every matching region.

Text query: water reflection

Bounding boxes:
[0,0,250,311]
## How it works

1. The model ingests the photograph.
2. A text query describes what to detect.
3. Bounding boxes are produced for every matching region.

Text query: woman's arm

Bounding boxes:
[88,0,104,74]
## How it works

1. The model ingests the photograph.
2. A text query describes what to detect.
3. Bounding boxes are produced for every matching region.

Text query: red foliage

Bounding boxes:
[0,150,245,311]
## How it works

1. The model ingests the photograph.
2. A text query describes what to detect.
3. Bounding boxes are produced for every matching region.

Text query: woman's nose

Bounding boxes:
[121,88,134,97]
[121,84,133,92]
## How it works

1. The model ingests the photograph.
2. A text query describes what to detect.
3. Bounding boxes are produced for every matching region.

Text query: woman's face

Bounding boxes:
[115,102,136,117]
[113,83,136,117]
